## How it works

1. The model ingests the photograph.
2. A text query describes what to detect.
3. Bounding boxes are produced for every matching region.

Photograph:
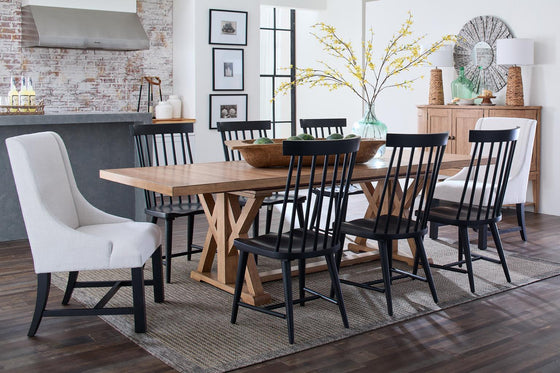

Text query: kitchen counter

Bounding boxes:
[0,112,152,241]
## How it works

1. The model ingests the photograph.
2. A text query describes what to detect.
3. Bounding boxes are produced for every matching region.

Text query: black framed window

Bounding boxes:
[260,7,296,137]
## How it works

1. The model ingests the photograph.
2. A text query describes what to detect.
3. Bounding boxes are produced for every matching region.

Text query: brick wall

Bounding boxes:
[0,0,173,113]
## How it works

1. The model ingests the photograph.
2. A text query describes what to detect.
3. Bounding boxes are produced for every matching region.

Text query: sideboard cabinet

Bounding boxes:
[417,105,541,211]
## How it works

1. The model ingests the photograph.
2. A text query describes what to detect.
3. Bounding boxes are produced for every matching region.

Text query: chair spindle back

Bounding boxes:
[300,118,346,139]
[216,120,271,161]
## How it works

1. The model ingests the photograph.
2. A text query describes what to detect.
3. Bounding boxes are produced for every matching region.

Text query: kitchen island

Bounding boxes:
[0,112,152,241]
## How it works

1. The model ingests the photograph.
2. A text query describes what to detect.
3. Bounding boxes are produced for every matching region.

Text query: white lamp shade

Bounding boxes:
[427,45,454,68]
[496,38,534,66]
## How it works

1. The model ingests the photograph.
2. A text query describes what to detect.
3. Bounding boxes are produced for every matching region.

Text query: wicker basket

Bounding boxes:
[225,138,385,168]
[0,103,45,115]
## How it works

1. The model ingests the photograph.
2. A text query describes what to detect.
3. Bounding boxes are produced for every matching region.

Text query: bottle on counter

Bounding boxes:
[8,76,19,111]
[27,77,36,112]
[451,66,476,100]
[155,100,172,120]
[18,76,29,111]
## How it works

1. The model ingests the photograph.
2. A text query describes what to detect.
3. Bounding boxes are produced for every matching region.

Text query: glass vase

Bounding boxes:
[352,103,387,157]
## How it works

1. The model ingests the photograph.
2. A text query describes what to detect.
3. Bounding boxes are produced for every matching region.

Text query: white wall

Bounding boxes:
[365,0,560,216]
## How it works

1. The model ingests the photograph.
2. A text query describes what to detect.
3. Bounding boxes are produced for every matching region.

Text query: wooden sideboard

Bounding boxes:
[417,105,542,211]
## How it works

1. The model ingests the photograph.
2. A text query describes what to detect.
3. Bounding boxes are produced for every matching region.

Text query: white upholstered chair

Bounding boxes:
[6,131,164,337]
[430,117,537,246]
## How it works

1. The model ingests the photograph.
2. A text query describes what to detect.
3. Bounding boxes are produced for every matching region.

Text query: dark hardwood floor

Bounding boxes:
[1,209,559,372]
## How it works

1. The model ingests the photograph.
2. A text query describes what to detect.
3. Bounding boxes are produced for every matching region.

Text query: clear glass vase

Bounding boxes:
[352,103,387,157]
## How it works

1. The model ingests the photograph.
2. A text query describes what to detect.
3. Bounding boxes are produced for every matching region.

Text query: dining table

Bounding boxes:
[100,152,471,306]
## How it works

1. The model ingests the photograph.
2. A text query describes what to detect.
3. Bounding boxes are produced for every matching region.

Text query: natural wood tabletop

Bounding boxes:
[100,153,471,197]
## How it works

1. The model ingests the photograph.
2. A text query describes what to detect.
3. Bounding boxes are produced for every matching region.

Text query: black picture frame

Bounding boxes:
[209,94,248,130]
[212,48,244,91]
[209,9,248,46]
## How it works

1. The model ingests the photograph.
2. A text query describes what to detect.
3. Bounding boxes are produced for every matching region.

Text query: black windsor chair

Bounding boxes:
[339,132,448,316]
[231,136,361,344]
[131,123,204,283]
[427,127,519,293]
[217,120,305,236]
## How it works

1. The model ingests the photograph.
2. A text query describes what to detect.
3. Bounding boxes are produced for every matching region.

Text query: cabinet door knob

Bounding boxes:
[448,135,456,140]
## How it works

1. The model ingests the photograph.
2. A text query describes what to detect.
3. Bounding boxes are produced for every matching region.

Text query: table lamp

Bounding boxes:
[427,45,454,105]
[496,38,534,106]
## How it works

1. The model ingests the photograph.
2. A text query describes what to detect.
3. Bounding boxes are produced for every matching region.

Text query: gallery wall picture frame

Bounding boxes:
[209,9,248,46]
[212,48,244,91]
[209,94,248,130]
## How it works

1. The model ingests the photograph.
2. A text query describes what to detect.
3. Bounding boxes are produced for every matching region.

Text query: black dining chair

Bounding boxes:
[231,136,361,344]
[131,123,204,283]
[217,120,305,235]
[427,127,519,293]
[338,132,448,316]
[300,118,363,230]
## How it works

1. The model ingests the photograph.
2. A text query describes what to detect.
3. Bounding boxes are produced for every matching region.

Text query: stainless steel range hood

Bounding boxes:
[21,5,149,51]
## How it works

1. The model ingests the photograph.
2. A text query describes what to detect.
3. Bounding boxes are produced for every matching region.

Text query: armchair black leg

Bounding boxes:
[325,253,349,328]
[298,259,306,306]
[164,218,174,283]
[62,271,78,305]
[516,203,527,241]
[415,236,438,303]
[131,267,147,333]
[265,205,273,234]
[478,224,488,250]
[378,240,393,316]
[151,246,164,303]
[187,215,195,261]
[490,222,511,283]
[281,260,295,344]
[460,227,476,293]
[231,251,249,324]
[429,221,440,239]
[28,273,51,337]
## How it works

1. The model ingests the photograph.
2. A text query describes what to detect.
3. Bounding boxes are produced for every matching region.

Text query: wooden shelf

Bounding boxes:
[152,118,196,124]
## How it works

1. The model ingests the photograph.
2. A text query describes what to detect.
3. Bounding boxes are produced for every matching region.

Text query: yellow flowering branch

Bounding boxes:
[275,11,455,107]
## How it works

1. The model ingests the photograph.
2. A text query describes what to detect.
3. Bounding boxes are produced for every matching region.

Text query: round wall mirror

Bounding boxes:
[454,16,513,93]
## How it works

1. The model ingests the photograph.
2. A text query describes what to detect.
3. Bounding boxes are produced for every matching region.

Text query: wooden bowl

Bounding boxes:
[225,138,385,168]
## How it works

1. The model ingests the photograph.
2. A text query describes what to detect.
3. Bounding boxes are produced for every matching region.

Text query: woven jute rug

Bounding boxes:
[51,239,560,373]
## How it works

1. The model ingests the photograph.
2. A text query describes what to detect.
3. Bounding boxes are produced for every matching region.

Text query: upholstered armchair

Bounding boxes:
[431,117,537,246]
[6,131,164,336]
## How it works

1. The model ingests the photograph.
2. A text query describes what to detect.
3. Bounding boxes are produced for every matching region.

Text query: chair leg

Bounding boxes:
[265,205,273,234]
[490,222,511,283]
[62,271,78,305]
[378,240,393,316]
[186,215,195,261]
[415,237,438,304]
[28,273,50,337]
[298,259,306,306]
[131,267,147,333]
[164,218,173,283]
[325,253,349,328]
[252,211,260,237]
[281,260,295,344]
[151,246,164,303]
[516,203,528,241]
[478,224,488,250]
[460,227,476,293]
[429,221,440,239]
[231,251,249,324]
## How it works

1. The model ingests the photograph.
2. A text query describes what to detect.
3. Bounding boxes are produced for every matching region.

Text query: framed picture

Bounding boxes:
[209,94,247,129]
[209,9,248,46]
[213,48,244,91]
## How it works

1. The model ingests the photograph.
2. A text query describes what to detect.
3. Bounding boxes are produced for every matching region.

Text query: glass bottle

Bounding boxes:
[8,76,19,110]
[27,77,36,112]
[19,76,28,111]
[451,67,475,100]
[352,102,387,157]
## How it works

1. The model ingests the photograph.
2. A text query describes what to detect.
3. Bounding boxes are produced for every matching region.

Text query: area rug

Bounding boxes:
[51,239,560,373]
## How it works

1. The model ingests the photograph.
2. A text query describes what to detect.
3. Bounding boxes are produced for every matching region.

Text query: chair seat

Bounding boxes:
[341,215,427,240]
[234,229,340,260]
[314,184,363,197]
[428,204,502,227]
[145,202,204,219]
[77,222,161,269]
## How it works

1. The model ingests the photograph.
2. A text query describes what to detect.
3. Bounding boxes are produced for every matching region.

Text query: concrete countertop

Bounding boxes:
[0,112,152,126]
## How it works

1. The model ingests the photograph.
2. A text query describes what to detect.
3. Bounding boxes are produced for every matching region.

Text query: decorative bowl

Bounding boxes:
[225,138,385,168]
